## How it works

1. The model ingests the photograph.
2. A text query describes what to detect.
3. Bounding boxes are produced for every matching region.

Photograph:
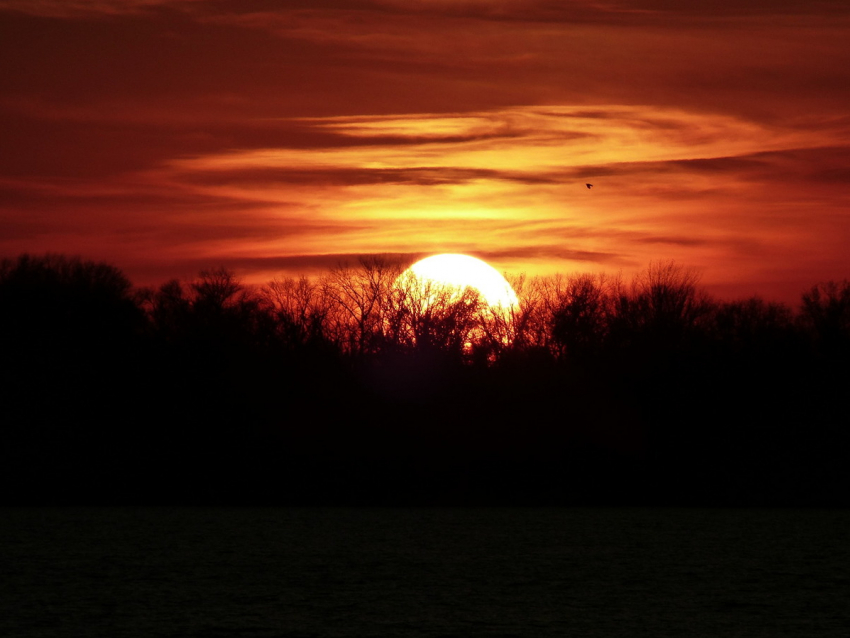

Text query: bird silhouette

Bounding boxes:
[586,183,593,189]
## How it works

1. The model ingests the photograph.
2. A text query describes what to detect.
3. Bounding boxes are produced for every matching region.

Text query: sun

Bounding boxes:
[400,254,519,309]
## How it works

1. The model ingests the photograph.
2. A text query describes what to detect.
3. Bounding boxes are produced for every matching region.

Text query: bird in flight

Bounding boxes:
[586,183,593,189]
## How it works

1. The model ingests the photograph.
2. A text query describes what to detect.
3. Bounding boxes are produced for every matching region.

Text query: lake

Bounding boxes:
[1,507,848,637]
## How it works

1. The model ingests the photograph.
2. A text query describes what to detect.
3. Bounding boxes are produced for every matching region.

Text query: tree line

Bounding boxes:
[1,253,848,506]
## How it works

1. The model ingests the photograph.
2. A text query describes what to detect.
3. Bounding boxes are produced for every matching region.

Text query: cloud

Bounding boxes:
[203,1,850,29]
[198,4,850,126]
[634,235,709,247]
[475,245,623,265]
[194,251,424,273]
[2,3,849,301]
[0,0,204,18]
[7,102,843,297]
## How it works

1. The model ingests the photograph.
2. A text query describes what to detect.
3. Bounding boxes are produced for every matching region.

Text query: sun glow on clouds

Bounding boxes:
[175,108,842,198]
[0,0,848,303]
[178,107,823,176]
[157,105,846,290]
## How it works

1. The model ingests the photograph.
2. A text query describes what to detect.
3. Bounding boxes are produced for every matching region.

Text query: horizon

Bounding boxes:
[4,248,848,311]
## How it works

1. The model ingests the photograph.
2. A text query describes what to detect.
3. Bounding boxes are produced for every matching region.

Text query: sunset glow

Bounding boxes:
[1,1,849,301]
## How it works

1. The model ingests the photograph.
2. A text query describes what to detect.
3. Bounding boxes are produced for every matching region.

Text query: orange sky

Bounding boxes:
[1,0,849,302]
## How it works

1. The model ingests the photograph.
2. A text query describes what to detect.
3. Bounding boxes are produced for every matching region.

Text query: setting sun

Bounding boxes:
[400,254,519,309]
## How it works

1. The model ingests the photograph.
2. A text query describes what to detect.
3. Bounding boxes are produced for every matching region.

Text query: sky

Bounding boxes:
[1,0,849,302]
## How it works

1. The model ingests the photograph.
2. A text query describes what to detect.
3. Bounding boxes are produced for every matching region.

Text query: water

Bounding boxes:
[1,508,848,637]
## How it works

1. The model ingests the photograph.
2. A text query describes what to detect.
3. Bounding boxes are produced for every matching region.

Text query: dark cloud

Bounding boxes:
[166,251,425,279]
[635,235,709,247]
[476,245,623,265]
[4,0,848,22]
[179,165,561,188]
[542,144,850,187]
[209,1,850,27]
[661,146,850,187]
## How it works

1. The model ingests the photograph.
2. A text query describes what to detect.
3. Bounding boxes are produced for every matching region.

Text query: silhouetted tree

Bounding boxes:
[609,260,712,355]
[545,272,611,362]
[0,253,146,405]
[0,253,143,350]
[263,275,331,350]
[0,254,153,503]
[321,256,402,356]
[147,268,275,351]
[799,280,850,358]
[145,279,191,341]
[475,274,549,365]
[390,270,486,362]
[709,296,797,359]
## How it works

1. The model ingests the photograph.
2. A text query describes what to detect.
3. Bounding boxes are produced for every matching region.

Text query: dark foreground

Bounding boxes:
[2,507,848,638]
[3,353,847,507]
[2,254,848,506]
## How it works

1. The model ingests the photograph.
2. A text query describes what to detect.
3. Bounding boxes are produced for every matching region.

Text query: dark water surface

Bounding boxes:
[2,508,848,637]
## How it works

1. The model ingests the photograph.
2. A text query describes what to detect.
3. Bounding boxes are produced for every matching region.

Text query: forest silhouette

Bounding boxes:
[2,253,848,506]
